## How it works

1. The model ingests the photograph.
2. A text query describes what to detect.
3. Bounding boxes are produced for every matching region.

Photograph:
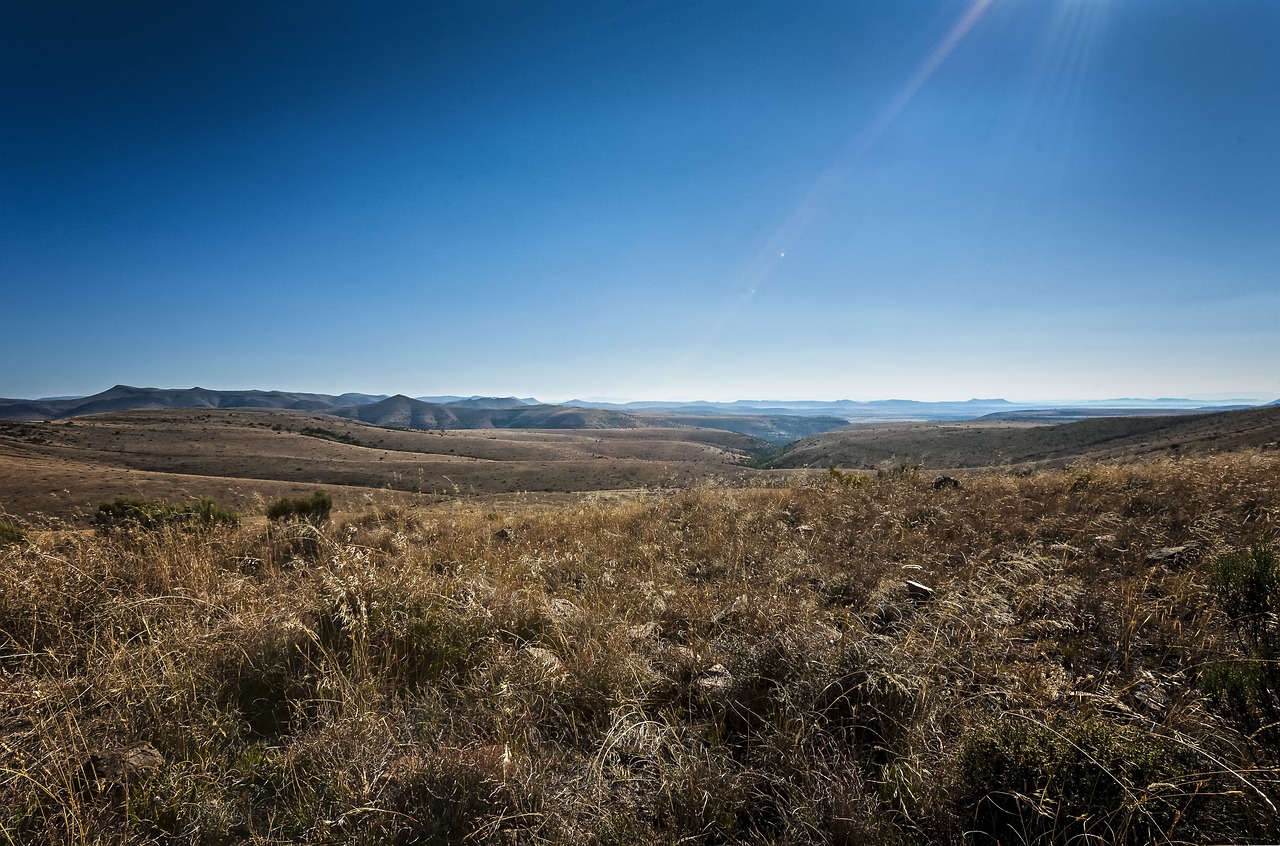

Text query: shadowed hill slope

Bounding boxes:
[326,395,644,430]
[0,385,385,419]
[767,405,1280,469]
[633,412,851,443]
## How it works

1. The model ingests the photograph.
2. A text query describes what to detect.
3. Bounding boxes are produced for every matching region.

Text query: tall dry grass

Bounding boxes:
[1,450,1278,843]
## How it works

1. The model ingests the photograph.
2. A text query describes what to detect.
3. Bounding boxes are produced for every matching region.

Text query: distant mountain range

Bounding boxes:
[0,386,545,420]
[0,386,1272,442]
[0,385,375,419]
[562,396,1266,421]
[326,394,641,430]
[0,386,844,442]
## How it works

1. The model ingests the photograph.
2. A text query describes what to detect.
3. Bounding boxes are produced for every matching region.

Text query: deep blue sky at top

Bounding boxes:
[3,1,1278,401]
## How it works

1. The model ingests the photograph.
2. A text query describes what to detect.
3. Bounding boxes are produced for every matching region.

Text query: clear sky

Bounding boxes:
[3,1,1278,402]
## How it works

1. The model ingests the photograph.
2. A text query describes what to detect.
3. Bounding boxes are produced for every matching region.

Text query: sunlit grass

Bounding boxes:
[1,450,1278,843]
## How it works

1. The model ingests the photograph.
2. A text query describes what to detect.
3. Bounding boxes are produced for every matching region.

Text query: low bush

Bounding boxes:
[95,497,238,531]
[824,465,873,488]
[266,491,332,524]
[1202,542,1280,755]
[0,520,26,546]
[299,427,360,446]
[957,716,1199,844]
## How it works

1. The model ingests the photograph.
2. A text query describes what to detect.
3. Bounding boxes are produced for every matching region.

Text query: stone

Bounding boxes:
[522,646,565,677]
[905,580,935,602]
[79,741,164,799]
[693,663,734,695]
[1145,543,1200,567]
[711,594,750,625]
[627,621,660,641]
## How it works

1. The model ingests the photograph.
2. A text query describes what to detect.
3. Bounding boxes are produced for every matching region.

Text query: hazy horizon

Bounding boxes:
[5,2,1278,401]
[8,383,1275,408]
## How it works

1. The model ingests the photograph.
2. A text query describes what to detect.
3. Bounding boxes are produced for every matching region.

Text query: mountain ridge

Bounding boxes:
[0,386,849,442]
[1,386,1271,430]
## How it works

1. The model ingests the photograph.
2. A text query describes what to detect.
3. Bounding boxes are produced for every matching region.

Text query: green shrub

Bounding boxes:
[0,520,26,546]
[299,427,360,446]
[267,491,332,524]
[825,466,872,488]
[95,497,238,532]
[1201,543,1280,754]
[957,716,1195,844]
[876,461,921,480]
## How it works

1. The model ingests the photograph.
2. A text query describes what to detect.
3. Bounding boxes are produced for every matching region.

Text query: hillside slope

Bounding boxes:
[634,412,850,443]
[326,395,643,430]
[0,409,768,519]
[767,405,1280,469]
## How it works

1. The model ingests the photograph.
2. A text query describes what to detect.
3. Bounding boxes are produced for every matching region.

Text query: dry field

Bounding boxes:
[0,410,765,524]
[1,447,1279,844]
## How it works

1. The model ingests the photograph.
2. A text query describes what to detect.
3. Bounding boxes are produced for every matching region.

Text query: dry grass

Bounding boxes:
[2,451,1279,843]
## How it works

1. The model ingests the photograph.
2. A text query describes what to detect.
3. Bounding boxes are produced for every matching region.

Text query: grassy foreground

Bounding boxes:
[2,452,1279,844]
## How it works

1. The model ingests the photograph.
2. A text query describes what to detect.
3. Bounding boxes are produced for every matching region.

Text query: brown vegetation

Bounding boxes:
[0,410,763,522]
[1,450,1278,843]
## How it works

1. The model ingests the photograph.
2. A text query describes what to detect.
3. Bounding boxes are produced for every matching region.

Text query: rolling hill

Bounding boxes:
[0,386,853,442]
[766,404,1280,469]
[0,385,383,420]
[564,396,1267,421]
[326,395,642,430]
[0,408,767,519]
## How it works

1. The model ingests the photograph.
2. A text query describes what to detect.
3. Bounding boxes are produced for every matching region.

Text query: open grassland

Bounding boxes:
[0,410,763,522]
[2,451,1279,843]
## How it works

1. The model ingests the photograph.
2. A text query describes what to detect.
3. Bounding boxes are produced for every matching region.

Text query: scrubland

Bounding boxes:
[2,450,1279,844]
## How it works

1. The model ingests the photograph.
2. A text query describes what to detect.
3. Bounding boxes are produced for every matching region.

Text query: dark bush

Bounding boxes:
[95,498,238,532]
[219,625,315,738]
[299,427,360,446]
[1202,543,1280,755]
[957,716,1196,844]
[0,521,26,546]
[267,491,332,524]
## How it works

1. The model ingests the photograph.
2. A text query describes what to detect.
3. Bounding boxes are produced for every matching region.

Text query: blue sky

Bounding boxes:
[3,1,1278,402]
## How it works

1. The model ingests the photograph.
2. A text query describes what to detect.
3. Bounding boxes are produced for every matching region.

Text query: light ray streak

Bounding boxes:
[761,0,995,284]
[747,0,994,292]
[984,0,1111,245]
[662,0,995,396]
